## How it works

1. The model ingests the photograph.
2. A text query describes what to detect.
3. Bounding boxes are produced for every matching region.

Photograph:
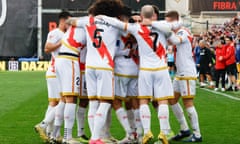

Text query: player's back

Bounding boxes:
[114,36,139,76]
[130,24,168,69]
[84,17,120,69]
[175,28,196,76]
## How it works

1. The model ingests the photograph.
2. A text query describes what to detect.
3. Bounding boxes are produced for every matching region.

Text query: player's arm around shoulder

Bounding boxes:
[66,16,88,27]
[151,20,172,36]
[96,15,137,34]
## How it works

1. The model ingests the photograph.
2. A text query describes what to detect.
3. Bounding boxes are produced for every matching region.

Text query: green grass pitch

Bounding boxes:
[0,72,240,144]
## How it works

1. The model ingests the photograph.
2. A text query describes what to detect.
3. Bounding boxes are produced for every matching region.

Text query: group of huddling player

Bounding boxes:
[193,15,240,92]
[35,0,202,144]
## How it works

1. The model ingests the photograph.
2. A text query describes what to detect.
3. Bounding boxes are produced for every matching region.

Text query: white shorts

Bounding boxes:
[79,71,88,99]
[55,57,80,97]
[86,68,114,100]
[173,77,196,99]
[138,69,174,101]
[115,75,138,100]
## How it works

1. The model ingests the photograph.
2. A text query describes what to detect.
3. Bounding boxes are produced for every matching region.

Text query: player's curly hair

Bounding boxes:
[90,0,124,17]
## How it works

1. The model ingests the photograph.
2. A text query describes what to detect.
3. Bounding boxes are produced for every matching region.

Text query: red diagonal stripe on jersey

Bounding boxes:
[67,26,84,48]
[138,25,153,48]
[138,25,164,59]
[86,17,114,68]
[156,42,166,59]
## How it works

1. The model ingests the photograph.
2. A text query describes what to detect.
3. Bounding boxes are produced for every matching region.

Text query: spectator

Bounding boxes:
[199,40,214,87]
[220,36,238,91]
[214,40,226,91]
[194,40,201,75]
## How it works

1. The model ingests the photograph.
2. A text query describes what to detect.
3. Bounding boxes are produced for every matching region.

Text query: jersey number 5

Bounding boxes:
[150,32,158,51]
[93,28,104,48]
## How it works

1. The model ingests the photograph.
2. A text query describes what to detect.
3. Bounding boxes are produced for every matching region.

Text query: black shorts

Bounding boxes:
[226,63,237,75]
[168,62,174,67]
[199,66,211,75]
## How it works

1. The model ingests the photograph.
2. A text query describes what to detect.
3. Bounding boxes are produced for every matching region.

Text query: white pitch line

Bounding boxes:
[200,88,240,101]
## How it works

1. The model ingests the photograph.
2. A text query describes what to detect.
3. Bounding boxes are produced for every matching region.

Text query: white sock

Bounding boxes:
[171,103,189,131]
[76,106,86,137]
[40,105,54,128]
[101,108,112,138]
[127,109,136,131]
[46,121,54,136]
[186,106,201,137]
[54,101,65,126]
[44,105,54,119]
[91,103,111,140]
[139,104,151,134]
[51,126,61,138]
[116,107,132,135]
[158,104,171,135]
[64,103,76,140]
[44,106,56,124]
[133,109,143,137]
[88,100,99,134]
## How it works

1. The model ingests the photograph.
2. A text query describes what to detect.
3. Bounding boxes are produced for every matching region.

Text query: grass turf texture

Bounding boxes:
[0,72,240,144]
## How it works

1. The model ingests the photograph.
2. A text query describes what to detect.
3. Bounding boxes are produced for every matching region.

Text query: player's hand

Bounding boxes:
[141,19,152,25]
[209,63,212,67]
[197,64,200,67]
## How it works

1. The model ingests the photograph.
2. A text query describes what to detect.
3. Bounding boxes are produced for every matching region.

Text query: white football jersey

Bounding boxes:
[46,28,64,74]
[114,36,139,76]
[76,16,121,70]
[60,26,86,55]
[126,24,168,70]
[169,28,196,77]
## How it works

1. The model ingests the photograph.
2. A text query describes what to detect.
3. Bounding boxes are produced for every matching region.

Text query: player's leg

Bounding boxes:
[182,80,202,142]
[35,76,60,142]
[76,71,89,143]
[169,79,190,141]
[138,70,153,144]
[85,68,98,135]
[49,58,66,143]
[60,59,80,143]
[90,70,113,143]
[113,76,133,143]
[154,70,174,144]
[126,78,142,142]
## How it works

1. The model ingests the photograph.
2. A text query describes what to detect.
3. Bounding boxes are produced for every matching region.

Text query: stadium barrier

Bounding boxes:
[0,61,50,71]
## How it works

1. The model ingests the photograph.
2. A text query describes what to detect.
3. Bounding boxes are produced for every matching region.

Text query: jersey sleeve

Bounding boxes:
[99,15,138,34]
[76,16,89,27]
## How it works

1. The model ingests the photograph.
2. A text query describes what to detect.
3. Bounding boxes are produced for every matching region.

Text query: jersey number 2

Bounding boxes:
[93,28,104,48]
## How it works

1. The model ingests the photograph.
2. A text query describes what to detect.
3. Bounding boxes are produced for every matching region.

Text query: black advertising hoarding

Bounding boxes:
[190,0,240,14]
[0,0,37,57]
[42,0,165,10]
[41,0,165,59]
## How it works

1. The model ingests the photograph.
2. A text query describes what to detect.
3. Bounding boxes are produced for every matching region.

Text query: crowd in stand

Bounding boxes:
[166,13,240,91]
